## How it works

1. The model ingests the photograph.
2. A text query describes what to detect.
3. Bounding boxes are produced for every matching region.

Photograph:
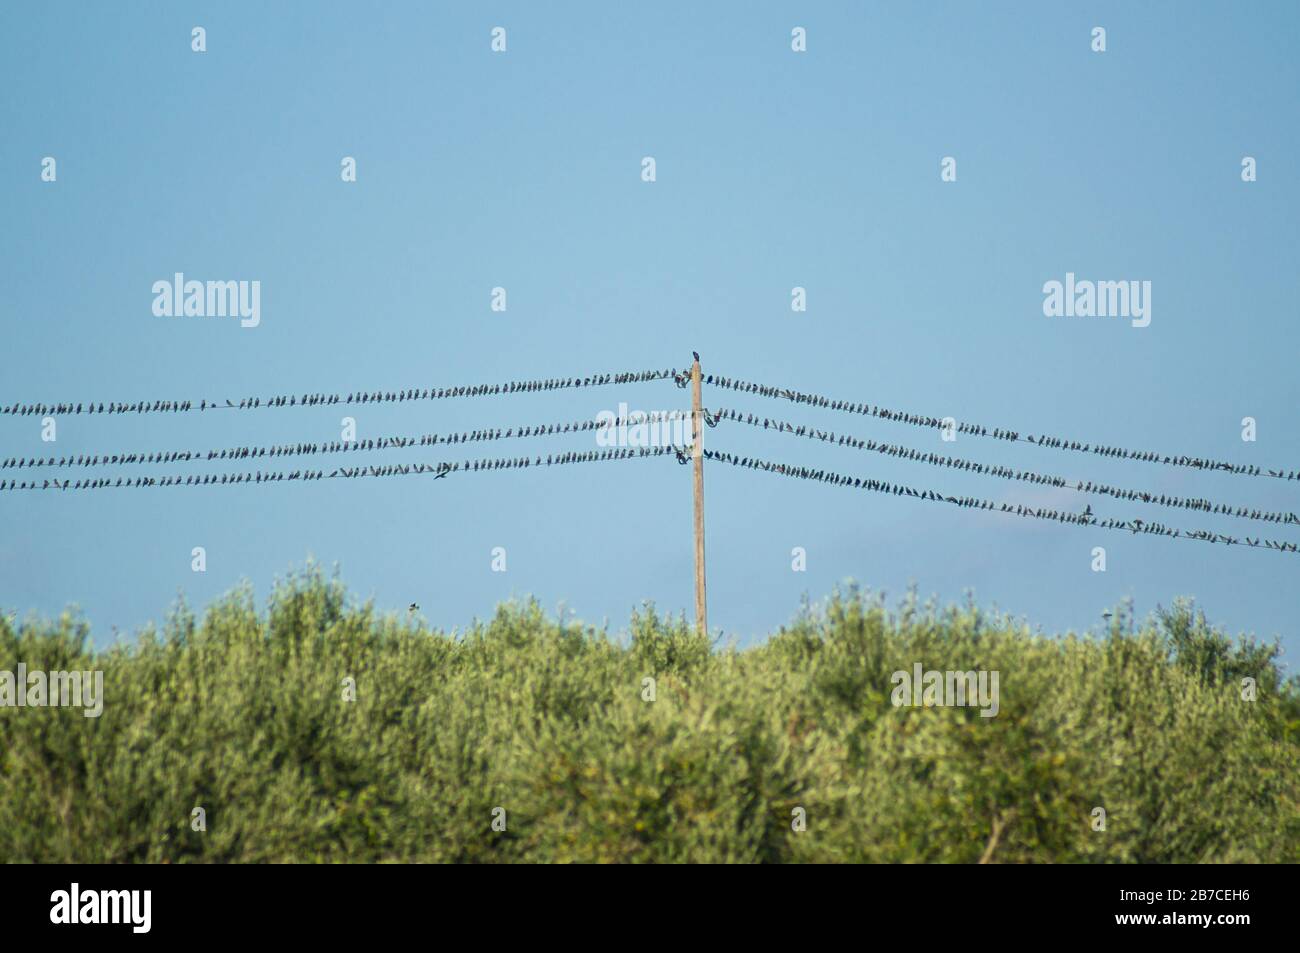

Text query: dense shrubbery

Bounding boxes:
[2,568,1297,863]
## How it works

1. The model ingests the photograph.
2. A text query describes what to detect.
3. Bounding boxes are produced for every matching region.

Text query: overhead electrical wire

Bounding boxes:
[5,359,1296,564]
[0,411,690,471]
[699,373,1299,482]
[706,407,1300,528]
[0,446,676,493]
[0,367,687,418]
[704,448,1300,556]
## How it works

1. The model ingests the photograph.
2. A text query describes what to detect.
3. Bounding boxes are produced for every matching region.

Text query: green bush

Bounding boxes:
[1,571,1296,862]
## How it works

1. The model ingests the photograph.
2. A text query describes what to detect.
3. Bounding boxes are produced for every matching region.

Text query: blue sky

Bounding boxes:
[2,2,1297,659]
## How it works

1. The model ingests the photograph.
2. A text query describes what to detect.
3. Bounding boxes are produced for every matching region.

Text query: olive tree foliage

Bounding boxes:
[1,572,1295,863]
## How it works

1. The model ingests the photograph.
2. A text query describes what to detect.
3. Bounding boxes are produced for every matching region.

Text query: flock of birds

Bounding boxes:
[0,447,674,494]
[3,358,1295,558]
[0,367,680,418]
[0,411,687,472]
[704,449,1300,555]
[710,408,1300,528]
[703,373,1300,482]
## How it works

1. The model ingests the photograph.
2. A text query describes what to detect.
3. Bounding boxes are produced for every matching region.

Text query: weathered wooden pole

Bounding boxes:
[691,354,708,635]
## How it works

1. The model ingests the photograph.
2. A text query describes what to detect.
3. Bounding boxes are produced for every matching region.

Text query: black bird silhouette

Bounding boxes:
[692,351,700,363]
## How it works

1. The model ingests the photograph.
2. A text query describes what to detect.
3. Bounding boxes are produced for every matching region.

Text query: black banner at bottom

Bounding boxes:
[0,862,1283,942]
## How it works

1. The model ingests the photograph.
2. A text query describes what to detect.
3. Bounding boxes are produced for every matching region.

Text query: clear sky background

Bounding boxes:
[2,2,1297,659]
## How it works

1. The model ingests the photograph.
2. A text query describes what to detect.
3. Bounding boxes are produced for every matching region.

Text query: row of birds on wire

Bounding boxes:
[0,368,681,418]
[0,447,675,493]
[6,361,1293,482]
[704,449,1300,556]
[3,358,1296,556]
[7,432,1292,555]
[0,412,687,470]
[3,402,1295,532]
[709,409,1300,528]
[697,372,1300,482]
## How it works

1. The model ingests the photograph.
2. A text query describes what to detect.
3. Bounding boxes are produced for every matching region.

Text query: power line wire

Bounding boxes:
[701,373,1299,482]
[1,411,690,471]
[708,407,1300,528]
[704,447,1300,556]
[0,367,687,418]
[0,446,676,493]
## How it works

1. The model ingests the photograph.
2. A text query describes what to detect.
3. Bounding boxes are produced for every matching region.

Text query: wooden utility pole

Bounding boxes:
[691,354,708,635]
